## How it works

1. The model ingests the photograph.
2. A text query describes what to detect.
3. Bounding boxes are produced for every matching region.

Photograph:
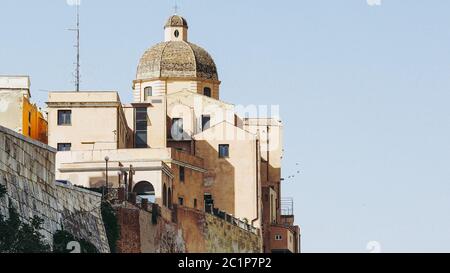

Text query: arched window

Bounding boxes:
[203,87,211,97]
[144,86,153,100]
[133,181,156,203]
[163,184,167,207]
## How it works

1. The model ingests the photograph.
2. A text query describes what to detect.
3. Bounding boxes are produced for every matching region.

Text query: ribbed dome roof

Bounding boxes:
[165,15,188,29]
[136,41,219,81]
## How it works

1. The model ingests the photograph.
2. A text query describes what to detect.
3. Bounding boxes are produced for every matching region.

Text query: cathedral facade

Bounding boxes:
[45,15,300,253]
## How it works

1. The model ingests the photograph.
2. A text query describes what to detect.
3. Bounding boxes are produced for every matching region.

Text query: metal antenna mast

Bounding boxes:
[75,4,80,92]
[69,3,81,92]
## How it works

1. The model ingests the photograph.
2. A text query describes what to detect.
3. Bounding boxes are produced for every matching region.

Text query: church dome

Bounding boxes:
[136,41,219,81]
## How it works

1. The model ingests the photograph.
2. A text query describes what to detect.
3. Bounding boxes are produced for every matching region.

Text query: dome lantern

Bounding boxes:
[164,15,188,42]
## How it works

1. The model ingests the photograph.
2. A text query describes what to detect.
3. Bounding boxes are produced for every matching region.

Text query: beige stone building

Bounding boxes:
[46,14,300,252]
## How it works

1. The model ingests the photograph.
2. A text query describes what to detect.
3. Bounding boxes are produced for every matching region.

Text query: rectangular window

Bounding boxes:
[179,166,185,182]
[135,107,148,148]
[275,235,282,241]
[28,126,31,136]
[194,199,197,209]
[57,143,71,152]
[203,87,212,97]
[144,86,153,100]
[204,193,214,212]
[135,108,147,120]
[28,112,31,123]
[135,132,147,148]
[218,144,229,158]
[135,120,147,131]
[178,197,184,206]
[57,110,72,126]
[202,115,211,131]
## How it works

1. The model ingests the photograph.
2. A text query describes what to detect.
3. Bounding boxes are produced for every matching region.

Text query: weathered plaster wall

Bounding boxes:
[47,91,128,151]
[116,205,141,253]
[195,122,262,228]
[116,204,185,253]
[0,125,110,252]
[169,149,205,211]
[0,91,23,134]
[0,76,47,144]
[22,95,48,144]
[269,225,296,253]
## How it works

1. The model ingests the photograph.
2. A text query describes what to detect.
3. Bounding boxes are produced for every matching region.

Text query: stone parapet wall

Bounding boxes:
[204,212,261,253]
[177,206,262,253]
[0,125,110,252]
[115,200,262,253]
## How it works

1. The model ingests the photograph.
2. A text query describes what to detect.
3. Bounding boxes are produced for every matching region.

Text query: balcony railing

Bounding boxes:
[281,197,294,216]
[106,187,144,205]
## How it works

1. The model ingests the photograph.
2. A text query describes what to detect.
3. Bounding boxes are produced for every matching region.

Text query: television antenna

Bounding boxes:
[68,3,81,92]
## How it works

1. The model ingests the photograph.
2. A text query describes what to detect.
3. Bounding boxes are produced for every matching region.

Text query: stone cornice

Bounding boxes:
[46,101,121,108]
[58,158,206,174]
[133,77,221,85]
[165,159,207,173]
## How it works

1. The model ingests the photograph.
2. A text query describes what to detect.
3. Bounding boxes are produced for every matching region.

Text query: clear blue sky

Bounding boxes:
[2,0,450,253]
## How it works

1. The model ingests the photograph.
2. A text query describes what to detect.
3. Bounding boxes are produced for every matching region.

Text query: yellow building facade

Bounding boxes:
[0,76,48,144]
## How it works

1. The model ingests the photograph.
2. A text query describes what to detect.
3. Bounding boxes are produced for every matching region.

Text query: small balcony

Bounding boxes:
[281,197,294,216]
[280,197,295,227]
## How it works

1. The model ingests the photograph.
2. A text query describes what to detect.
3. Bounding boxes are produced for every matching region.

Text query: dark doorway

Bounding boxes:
[204,193,214,213]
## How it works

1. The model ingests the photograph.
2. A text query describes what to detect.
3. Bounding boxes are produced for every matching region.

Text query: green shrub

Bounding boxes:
[0,203,51,253]
[101,201,120,253]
